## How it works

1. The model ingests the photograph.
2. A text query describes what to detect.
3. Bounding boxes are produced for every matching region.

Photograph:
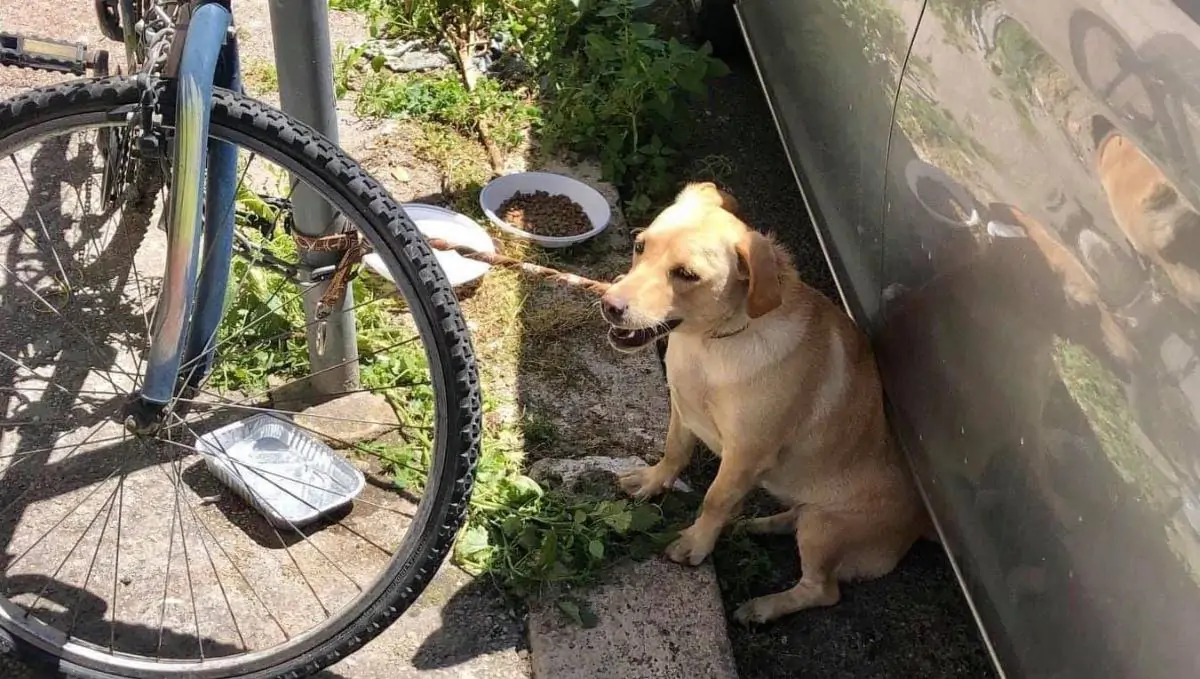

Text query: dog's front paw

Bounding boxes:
[617,464,675,500]
[665,525,716,566]
[733,597,775,626]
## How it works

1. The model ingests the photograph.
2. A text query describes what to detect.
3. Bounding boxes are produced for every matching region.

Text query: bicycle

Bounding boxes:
[0,1,481,677]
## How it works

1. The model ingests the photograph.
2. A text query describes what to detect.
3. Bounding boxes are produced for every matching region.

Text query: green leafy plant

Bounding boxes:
[538,0,728,215]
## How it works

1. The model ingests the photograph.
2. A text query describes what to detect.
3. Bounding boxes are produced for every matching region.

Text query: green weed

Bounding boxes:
[242,60,279,96]
[357,70,538,150]
[537,0,728,215]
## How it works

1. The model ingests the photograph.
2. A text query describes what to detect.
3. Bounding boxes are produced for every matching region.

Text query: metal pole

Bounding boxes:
[267,0,359,394]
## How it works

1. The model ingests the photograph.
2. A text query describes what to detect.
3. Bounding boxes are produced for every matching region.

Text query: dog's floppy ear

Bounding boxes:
[677,182,739,214]
[735,230,782,318]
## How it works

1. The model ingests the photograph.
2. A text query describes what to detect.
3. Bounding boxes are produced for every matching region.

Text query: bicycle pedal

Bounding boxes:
[0,32,108,77]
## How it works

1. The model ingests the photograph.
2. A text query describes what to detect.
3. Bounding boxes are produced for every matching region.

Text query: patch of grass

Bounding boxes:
[1052,338,1172,506]
[412,121,494,216]
[537,1,728,215]
[927,0,990,52]
[711,528,783,603]
[357,70,539,151]
[690,153,735,184]
[242,60,279,96]
[896,89,996,180]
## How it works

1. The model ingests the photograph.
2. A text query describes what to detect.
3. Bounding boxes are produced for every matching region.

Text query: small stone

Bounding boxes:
[528,456,691,496]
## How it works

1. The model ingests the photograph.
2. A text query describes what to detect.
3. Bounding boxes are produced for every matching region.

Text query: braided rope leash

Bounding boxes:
[289,230,612,353]
[424,238,612,295]
[291,230,372,356]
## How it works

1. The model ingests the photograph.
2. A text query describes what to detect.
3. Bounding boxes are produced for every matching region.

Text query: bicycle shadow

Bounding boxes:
[1068,9,1200,207]
[0,574,333,679]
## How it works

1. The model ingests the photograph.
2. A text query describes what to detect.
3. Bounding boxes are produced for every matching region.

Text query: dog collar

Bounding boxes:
[709,323,749,340]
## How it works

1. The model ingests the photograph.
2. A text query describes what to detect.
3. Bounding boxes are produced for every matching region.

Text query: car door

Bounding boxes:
[736,0,925,330]
[877,1,1200,677]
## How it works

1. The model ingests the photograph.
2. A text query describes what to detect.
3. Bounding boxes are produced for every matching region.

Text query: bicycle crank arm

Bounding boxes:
[0,32,110,76]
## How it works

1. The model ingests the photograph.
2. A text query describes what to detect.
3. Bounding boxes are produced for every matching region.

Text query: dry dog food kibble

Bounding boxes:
[498,190,592,237]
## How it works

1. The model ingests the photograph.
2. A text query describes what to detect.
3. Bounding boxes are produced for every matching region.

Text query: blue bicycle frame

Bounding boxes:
[139,0,240,407]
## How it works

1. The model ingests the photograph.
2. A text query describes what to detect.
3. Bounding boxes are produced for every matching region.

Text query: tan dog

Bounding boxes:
[1096,130,1200,309]
[601,182,931,624]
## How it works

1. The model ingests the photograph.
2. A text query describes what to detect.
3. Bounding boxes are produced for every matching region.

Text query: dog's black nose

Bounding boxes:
[602,296,627,321]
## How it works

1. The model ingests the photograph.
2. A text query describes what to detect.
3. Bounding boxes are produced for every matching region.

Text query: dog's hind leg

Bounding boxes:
[737,507,800,535]
[733,506,854,625]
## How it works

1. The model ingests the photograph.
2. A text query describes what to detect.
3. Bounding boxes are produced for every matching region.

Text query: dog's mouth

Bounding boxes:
[607,320,682,352]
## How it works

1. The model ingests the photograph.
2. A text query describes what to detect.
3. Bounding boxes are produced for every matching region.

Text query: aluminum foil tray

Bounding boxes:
[195,412,365,529]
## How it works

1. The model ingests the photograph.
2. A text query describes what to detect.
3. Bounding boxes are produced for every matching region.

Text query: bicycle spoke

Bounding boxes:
[67,470,123,638]
[172,166,294,393]
[24,479,121,620]
[216,335,425,410]
[0,266,134,396]
[172,397,420,431]
[155,447,182,657]
[213,459,399,553]
[170,452,205,661]
[162,423,363,594]
[5,467,121,575]
[183,489,289,643]
[0,422,115,520]
[0,434,130,463]
[109,437,125,654]
[0,386,122,397]
[178,491,248,651]
[120,191,158,379]
[156,434,332,618]
[7,155,70,286]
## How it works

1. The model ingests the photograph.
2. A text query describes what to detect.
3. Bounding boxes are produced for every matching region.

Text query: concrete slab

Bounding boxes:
[288,390,401,446]
[528,557,738,679]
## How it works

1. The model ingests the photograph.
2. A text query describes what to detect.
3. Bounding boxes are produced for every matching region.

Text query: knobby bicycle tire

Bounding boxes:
[0,76,482,679]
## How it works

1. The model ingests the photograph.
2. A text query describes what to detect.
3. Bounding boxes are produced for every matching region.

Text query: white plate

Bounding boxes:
[364,203,495,287]
[479,171,611,249]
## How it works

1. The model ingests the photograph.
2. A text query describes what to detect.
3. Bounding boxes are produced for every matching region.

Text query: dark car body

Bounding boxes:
[728,0,1200,676]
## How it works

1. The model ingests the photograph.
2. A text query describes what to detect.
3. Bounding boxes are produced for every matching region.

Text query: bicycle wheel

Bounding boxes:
[0,77,480,678]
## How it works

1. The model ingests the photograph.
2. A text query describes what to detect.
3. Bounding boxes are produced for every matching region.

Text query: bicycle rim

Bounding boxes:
[0,79,479,678]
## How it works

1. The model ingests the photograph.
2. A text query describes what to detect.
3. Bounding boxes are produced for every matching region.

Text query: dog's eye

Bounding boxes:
[633,241,645,255]
[670,266,700,282]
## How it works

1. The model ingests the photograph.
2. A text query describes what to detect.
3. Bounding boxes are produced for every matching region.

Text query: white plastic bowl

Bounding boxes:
[479,171,611,248]
[904,159,982,229]
[364,203,495,288]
